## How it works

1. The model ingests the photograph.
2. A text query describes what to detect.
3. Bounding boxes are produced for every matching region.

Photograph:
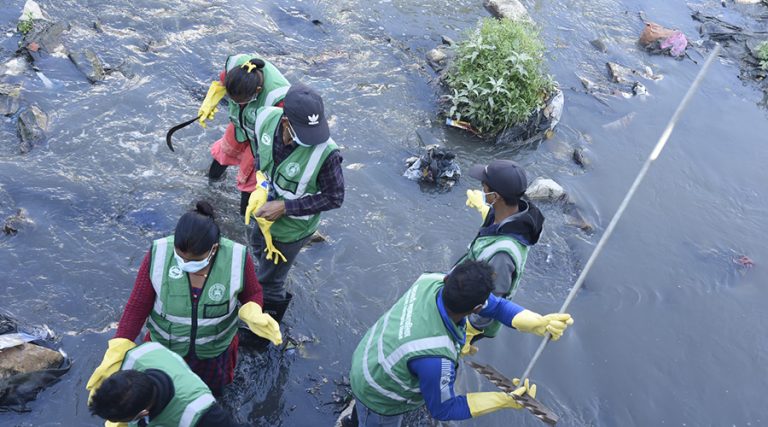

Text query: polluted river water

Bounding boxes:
[1,0,767,426]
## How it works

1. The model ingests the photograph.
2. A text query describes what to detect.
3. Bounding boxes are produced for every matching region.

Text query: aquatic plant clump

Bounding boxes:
[17,12,34,35]
[444,18,554,135]
[756,41,768,71]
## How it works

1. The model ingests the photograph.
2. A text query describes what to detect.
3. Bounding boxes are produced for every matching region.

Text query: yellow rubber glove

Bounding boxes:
[198,81,227,128]
[86,338,136,400]
[239,302,282,345]
[461,321,484,356]
[105,422,128,427]
[466,189,490,221]
[244,172,287,264]
[466,378,537,417]
[511,310,574,341]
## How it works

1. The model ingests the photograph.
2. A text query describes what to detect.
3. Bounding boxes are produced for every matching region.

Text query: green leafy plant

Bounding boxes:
[17,12,34,35]
[444,18,553,135]
[756,41,768,71]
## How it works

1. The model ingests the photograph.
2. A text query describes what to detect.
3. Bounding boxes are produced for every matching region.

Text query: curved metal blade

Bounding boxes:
[165,115,201,152]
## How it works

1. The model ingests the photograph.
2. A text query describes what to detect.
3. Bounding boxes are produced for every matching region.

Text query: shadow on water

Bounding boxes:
[1,0,768,426]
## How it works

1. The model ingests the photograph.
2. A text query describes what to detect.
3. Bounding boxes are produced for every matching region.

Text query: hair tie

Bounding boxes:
[241,62,258,73]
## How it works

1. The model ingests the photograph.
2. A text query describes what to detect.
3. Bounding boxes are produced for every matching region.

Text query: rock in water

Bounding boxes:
[525,177,566,201]
[484,0,530,21]
[21,20,70,56]
[69,48,105,83]
[426,48,447,63]
[0,343,63,379]
[16,105,47,153]
[0,84,21,116]
[572,147,591,168]
[590,38,608,53]
[4,208,33,235]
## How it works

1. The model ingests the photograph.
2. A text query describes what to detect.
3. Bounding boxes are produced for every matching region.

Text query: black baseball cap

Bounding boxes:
[469,159,528,202]
[283,82,330,146]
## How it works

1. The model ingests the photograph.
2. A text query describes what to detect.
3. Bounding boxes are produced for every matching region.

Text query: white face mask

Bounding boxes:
[481,191,497,207]
[285,120,311,147]
[174,246,216,273]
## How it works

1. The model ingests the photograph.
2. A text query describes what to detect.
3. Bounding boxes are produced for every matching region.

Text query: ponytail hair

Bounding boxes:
[225,58,265,103]
[174,201,220,255]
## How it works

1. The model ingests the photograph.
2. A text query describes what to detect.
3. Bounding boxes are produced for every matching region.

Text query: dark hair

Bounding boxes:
[89,370,155,422]
[174,201,220,255]
[225,58,265,103]
[442,260,495,314]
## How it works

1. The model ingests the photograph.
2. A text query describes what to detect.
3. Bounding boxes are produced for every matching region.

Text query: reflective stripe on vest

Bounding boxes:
[151,243,244,327]
[180,394,217,427]
[351,274,462,415]
[264,85,289,108]
[273,139,332,201]
[476,240,524,268]
[122,343,215,427]
[122,342,167,370]
[225,54,249,72]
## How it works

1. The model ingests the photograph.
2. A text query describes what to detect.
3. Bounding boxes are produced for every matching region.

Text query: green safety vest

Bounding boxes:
[458,234,529,337]
[224,53,290,143]
[122,342,215,427]
[146,236,246,359]
[350,273,463,416]
[252,106,339,243]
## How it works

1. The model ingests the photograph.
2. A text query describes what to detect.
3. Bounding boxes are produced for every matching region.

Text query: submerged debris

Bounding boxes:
[3,208,33,235]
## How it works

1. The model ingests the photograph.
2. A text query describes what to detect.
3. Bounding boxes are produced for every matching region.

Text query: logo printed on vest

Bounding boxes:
[285,162,301,178]
[308,114,319,125]
[208,283,226,302]
[261,133,272,146]
[168,266,183,279]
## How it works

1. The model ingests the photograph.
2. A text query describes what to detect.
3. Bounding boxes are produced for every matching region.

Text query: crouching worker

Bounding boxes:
[348,260,573,426]
[89,342,246,427]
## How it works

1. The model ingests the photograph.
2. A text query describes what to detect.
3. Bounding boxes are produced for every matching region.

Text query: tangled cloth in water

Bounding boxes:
[0,312,71,412]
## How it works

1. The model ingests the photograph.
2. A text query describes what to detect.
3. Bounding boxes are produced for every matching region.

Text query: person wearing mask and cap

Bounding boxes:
[458,159,545,355]
[85,201,282,398]
[243,83,344,344]
[197,54,290,216]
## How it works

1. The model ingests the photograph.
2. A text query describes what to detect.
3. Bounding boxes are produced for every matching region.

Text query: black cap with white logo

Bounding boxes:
[283,82,330,146]
[468,159,528,203]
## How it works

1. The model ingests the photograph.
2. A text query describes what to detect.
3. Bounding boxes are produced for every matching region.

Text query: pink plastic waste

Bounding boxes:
[660,31,688,57]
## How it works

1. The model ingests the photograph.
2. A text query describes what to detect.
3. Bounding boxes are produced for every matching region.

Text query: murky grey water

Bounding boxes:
[1,0,767,426]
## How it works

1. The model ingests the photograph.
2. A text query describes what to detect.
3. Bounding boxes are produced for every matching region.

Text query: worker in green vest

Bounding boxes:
[198,53,290,216]
[459,159,544,355]
[348,260,573,426]
[244,83,345,343]
[88,342,246,427]
[86,202,281,397]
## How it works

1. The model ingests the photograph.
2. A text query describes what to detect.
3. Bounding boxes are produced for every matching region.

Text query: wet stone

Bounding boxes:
[0,84,21,116]
[426,48,447,64]
[68,48,105,83]
[441,35,455,46]
[573,147,591,168]
[484,0,530,21]
[0,343,63,379]
[590,38,608,53]
[16,105,47,153]
[525,177,566,201]
[20,20,70,56]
